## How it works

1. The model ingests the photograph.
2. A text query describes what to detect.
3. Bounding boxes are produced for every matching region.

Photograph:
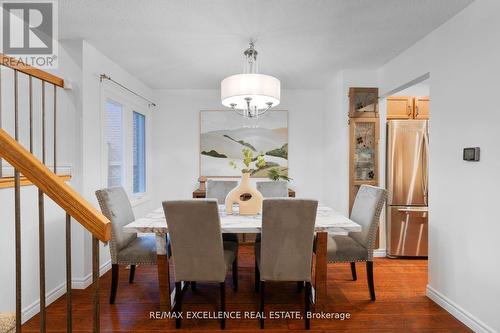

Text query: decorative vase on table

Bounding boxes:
[225,172,263,215]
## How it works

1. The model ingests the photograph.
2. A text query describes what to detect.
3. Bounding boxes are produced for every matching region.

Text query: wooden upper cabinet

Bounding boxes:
[387,96,413,119]
[414,97,429,119]
[349,87,379,118]
[387,96,430,120]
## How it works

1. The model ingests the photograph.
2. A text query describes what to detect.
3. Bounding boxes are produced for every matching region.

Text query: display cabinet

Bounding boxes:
[348,87,380,213]
[349,117,380,212]
[348,87,379,118]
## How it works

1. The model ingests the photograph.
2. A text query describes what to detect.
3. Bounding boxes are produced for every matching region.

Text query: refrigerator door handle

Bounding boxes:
[422,125,429,205]
[397,207,429,213]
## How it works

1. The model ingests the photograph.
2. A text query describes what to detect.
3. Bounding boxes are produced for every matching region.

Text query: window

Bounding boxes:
[105,100,124,188]
[102,89,150,203]
[133,111,146,194]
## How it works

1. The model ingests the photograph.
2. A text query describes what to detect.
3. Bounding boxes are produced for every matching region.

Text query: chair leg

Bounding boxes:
[129,265,136,283]
[350,262,357,281]
[220,282,226,329]
[166,234,172,257]
[305,281,311,330]
[232,257,238,292]
[255,259,260,293]
[109,264,119,304]
[297,281,304,293]
[260,281,265,329]
[175,282,183,328]
[366,261,376,301]
[191,281,197,292]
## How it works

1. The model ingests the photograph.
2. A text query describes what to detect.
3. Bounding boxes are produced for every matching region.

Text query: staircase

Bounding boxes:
[0,53,111,333]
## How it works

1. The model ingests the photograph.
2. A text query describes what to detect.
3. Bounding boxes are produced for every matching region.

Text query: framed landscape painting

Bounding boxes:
[199,110,288,177]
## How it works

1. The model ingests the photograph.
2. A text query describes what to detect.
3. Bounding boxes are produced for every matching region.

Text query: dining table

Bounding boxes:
[123,204,361,311]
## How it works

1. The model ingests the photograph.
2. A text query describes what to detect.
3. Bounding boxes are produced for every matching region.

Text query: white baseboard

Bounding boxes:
[21,260,111,324]
[426,285,495,333]
[373,248,387,257]
[22,281,67,324]
[72,259,112,289]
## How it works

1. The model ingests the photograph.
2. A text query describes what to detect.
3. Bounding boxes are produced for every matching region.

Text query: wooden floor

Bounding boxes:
[23,245,471,332]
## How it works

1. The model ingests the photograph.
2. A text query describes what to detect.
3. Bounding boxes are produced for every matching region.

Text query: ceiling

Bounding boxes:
[59,0,473,89]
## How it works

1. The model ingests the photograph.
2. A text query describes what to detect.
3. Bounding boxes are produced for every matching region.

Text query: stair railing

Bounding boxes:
[0,53,111,333]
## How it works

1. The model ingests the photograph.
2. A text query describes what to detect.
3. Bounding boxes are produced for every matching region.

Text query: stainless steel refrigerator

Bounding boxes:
[386,120,429,258]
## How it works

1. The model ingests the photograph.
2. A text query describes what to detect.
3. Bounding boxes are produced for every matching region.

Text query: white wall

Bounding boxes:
[393,80,430,97]
[323,72,346,213]
[378,0,500,331]
[151,89,325,206]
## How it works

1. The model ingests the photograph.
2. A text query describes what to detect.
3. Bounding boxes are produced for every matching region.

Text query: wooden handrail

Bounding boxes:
[0,53,64,88]
[0,129,111,241]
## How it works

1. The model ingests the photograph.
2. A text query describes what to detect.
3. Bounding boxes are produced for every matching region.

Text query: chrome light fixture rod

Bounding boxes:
[230,99,274,118]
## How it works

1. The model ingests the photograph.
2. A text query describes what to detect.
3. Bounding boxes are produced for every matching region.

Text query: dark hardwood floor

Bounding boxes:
[23,245,471,332]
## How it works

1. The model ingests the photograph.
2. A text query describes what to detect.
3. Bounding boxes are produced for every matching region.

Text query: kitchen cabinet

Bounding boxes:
[387,96,429,120]
[414,97,429,119]
[386,96,413,119]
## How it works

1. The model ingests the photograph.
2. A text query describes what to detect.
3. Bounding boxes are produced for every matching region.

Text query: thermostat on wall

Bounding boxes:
[463,147,480,161]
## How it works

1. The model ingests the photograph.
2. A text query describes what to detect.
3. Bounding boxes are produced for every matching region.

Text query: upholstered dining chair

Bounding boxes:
[162,199,238,329]
[206,179,238,203]
[206,180,239,244]
[254,180,289,244]
[327,185,387,301]
[256,180,289,198]
[95,187,158,304]
[255,198,318,330]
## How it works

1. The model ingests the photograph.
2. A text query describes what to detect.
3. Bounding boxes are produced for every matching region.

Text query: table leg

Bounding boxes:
[314,231,328,310]
[157,254,171,311]
[156,234,171,311]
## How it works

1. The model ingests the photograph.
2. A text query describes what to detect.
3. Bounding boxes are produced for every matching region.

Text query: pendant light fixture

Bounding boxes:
[221,41,280,118]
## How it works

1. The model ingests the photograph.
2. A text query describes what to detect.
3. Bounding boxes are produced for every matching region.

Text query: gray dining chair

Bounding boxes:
[95,187,158,304]
[163,199,238,329]
[256,180,288,198]
[254,198,318,330]
[206,180,239,244]
[206,179,238,203]
[327,185,387,301]
[254,181,289,244]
